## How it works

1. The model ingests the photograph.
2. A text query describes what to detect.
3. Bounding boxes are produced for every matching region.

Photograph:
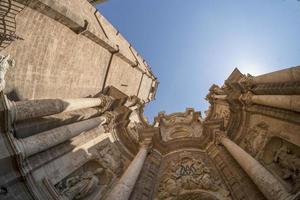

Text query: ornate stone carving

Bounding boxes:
[0,55,14,92]
[57,168,104,200]
[156,157,231,200]
[98,94,114,113]
[127,121,142,144]
[210,106,230,127]
[155,109,203,142]
[243,122,270,158]
[100,111,118,133]
[240,91,254,105]
[210,84,225,95]
[239,73,254,90]
[273,144,300,193]
[95,143,124,177]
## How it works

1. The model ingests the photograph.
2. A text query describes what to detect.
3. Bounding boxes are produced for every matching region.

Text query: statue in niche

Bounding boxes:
[58,168,104,200]
[244,122,270,158]
[273,144,300,192]
[0,55,14,92]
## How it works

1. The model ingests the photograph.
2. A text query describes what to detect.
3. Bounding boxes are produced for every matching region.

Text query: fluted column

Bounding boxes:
[216,133,292,200]
[9,95,114,122]
[15,116,107,158]
[240,92,300,112]
[105,141,151,200]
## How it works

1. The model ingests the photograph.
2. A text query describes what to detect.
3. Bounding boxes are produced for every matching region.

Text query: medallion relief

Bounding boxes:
[156,156,231,200]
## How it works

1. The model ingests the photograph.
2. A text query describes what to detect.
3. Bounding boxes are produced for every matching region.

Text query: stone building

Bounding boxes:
[0,0,300,200]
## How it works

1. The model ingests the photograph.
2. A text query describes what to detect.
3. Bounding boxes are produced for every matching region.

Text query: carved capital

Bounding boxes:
[139,138,153,149]
[215,131,227,145]
[239,91,254,105]
[99,94,114,112]
[100,111,118,133]
[210,84,225,95]
[239,73,254,91]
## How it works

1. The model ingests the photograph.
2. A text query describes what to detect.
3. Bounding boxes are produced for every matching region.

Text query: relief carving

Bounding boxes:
[156,157,230,200]
[95,142,124,177]
[243,122,270,158]
[239,73,254,90]
[57,168,104,200]
[273,144,300,193]
[0,55,14,92]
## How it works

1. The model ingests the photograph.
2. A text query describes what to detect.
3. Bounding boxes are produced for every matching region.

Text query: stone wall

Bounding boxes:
[1,0,157,102]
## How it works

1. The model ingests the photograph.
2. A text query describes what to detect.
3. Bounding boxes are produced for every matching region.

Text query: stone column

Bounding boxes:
[9,95,113,122]
[105,141,151,200]
[212,94,227,100]
[216,133,292,200]
[239,66,300,89]
[254,66,300,84]
[240,92,300,112]
[15,116,107,158]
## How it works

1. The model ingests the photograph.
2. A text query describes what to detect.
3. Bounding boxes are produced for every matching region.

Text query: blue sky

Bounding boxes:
[97,0,300,122]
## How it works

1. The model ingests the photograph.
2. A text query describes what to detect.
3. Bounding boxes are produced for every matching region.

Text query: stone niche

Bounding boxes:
[240,116,300,194]
[153,150,232,200]
[55,160,108,200]
[53,139,129,200]
[155,109,203,142]
[261,137,300,194]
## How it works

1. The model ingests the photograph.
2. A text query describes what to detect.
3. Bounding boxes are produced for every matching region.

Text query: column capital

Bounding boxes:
[239,91,254,105]
[139,137,153,149]
[215,131,227,145]
[99,94,115,112]
[100,111,118,133]
[239,73,255,91]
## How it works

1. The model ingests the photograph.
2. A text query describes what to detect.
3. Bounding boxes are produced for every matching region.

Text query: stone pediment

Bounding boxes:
[154,108,203,142]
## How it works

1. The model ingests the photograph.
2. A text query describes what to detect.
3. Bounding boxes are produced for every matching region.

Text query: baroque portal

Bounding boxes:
[0,1,300,200]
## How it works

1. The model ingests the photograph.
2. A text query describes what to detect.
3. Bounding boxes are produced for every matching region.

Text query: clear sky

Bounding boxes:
[97,0,300,122]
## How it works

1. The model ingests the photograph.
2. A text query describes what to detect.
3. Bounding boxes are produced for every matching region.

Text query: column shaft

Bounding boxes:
[220,136,291,200]
[16,116,105,158]
[252,95,300,112]
[254,66,300,84]
[12,98,104,122]
[105,146,148,200]
[212,94,227,100]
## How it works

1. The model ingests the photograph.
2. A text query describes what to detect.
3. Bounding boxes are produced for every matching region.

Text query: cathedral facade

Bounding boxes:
[0,0,299,200]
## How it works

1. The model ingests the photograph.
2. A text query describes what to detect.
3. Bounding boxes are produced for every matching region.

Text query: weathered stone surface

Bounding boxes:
[0,0,300,200]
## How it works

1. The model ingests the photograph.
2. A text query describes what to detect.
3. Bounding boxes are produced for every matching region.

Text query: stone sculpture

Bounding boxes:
[59,168,104,200]
[273,144,300,192]
[244,122,270,158]
[157,157,230,200]
[0,54,14,92]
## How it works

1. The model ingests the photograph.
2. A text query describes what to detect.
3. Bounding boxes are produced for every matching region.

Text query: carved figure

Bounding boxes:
[60,168,104,200]
[274,145,300,178]
[0,55,14,92]
[96,144,124,176]
[244,122,269,158]
[157,157,230,199]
